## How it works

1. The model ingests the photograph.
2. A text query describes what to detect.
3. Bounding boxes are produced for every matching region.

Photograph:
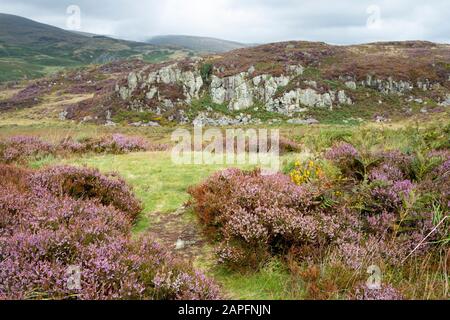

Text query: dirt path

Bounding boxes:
[146,207,211,262]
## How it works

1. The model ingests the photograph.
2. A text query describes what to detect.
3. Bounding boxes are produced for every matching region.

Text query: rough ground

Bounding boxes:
[146,207,210,262]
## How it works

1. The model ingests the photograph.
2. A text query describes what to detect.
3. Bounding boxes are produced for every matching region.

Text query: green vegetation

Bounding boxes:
[143,50,173,63]
[200,63,213,84]
[1,117,449,299]
[0,13,193,82]
[54,151,253,233]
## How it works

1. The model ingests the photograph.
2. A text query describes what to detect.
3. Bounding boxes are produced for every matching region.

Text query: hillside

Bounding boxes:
[0,13,193,82]
[146,35,250,53]
[1,40,449,126]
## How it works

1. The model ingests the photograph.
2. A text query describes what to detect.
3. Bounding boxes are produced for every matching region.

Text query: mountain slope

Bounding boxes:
[0,13,192,82]
[146,35,250,53]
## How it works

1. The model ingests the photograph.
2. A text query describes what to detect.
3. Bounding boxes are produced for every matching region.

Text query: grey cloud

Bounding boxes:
[0,0,449,44]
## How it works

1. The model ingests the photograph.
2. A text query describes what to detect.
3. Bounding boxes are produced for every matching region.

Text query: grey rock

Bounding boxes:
[104,120,117,126]
[287,118,319,125]
[59,110,68,121]
[345,81,357,90]
[439,94,450,107]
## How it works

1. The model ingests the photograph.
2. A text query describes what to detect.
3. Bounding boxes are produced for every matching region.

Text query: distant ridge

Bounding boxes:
[0,13,193,82]
[146,35,251,53]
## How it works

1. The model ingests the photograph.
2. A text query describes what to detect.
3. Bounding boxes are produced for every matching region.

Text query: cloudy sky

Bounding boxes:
[1,0,449,44]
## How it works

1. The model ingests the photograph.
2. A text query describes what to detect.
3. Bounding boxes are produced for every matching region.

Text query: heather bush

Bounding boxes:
[370,179,415,212]
[353,283,403,300]
[83,134,150,154]
[0,134,165,165]
[0,136,53,163]
[0,164,219,300]
[189,169,357,270]
[190,139,449,301]
[279,137,302,154]
[29,165,142,221]
[324,142,364,179]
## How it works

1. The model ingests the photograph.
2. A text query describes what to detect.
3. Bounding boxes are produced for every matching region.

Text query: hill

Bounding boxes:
[1,40,449,127]
[0,13,193,82]
[146,35,250,53]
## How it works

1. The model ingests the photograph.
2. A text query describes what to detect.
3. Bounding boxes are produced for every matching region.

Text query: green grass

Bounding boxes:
[143,50,173,63]
[54,151,253,233]
[212,260,303,300]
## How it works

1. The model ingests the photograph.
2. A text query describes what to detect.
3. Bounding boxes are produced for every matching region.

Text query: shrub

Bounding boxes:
[0,164,219,300]
[279,137,302,154]
[370,179,415,212]
[290,160,326,185]
[77,134,150,154]
[189,169,356,269]
[353,283,403,300]
[0,134,162,165]
[200,63,213,84]
[0,136,53,163]
[29,165,142,221]
[325,142,363,179]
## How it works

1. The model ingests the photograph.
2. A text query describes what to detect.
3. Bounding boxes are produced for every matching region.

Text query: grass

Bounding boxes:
[212,260,301,300]
[50,151,253,233]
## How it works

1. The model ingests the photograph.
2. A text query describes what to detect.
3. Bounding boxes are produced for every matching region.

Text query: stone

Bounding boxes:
[337,90,352,105]
[439,94,450,107]
[59,110,68,121]
[304,80,317,88]
[175,239,185,250]
[145,87,158,100]
[345,81,357,90]
[147,121,160,127]
[287,64,304,76]
[104,120,117,126]
[374,115,391,123]
[287,118,319,125]
[210,75,226,104]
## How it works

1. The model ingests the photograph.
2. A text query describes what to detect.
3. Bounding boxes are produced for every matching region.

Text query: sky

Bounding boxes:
[0,0,449,44]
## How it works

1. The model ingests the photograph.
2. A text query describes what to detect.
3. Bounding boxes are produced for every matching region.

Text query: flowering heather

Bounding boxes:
[371,180,415,212]
[29,165,142,221]
[324,142,363,179]
[0,134,166,164]
[189,169,358,268]
[436,159,450,177]
[0,136,53,163]
[325,142,359,162]
[369,164,405,182]
[279,137,302,154]
[57,137,86,154]
[76,134,168,154]
[354,284,403,300]
[0,164,219,300]
[103,134,149,153]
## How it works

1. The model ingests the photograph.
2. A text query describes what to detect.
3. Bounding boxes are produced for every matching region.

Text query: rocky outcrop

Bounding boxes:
[210,66,352,114]
[268,88,352,114]
[115,62,204,114]
[192,112,262,126]
[338,74,443,95]
[116,60,354,119]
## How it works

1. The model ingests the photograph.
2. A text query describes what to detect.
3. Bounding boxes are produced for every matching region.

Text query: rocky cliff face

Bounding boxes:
[115,59,355,120]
